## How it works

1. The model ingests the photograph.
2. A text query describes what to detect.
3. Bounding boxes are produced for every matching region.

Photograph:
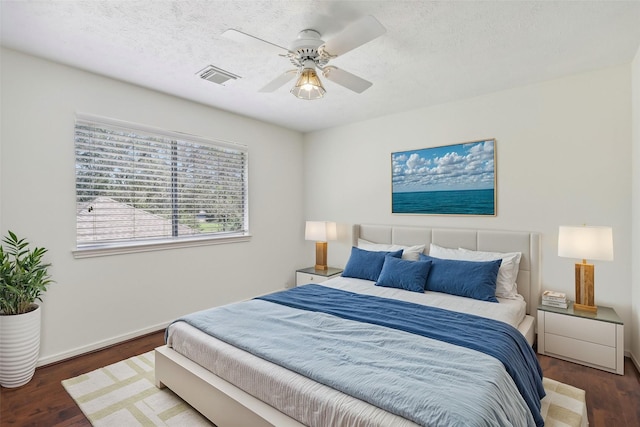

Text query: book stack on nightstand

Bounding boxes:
[541,290,568,309]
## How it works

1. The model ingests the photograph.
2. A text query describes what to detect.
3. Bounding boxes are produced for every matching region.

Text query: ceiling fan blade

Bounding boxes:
[259,70,298,92]
[221,29,288,54]
[320,15,386,57]
[322,66,372,93]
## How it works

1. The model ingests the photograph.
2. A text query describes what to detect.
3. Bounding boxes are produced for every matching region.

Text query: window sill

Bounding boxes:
[72,233,252,259]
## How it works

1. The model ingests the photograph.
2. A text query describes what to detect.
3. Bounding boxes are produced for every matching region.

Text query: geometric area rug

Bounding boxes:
[63,350,587,427]
[540,377,588,427]
[62,351,215,426]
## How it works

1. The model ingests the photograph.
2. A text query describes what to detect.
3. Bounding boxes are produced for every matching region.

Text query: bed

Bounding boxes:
[155,224,543,427]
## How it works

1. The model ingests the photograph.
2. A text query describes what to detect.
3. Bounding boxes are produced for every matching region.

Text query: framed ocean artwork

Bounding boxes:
[391,139,496,216]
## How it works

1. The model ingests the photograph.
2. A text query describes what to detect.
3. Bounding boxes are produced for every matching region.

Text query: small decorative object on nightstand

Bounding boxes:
[296,267,343,286]
[537,302,624,375]
[541,290,568,309]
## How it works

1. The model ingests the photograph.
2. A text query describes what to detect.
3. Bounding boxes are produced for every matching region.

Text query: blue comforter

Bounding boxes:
[259,285,545,426]
[173,285,545,426]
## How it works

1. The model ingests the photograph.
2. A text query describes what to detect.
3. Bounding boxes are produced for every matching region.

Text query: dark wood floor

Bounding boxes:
[537,354,640,426]
[0,330,166,427]
[1,331,639,426]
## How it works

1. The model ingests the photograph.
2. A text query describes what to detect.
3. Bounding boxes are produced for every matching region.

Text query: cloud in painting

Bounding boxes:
[392,140,495,193]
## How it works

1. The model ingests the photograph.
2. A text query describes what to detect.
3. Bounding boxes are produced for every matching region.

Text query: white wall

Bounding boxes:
[3,46,637,364]
[632,46,640,367]
[0,48,306,364]
[304,65,634,352]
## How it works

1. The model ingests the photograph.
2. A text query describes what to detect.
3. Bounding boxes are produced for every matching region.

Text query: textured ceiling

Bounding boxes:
[2,1,640,133]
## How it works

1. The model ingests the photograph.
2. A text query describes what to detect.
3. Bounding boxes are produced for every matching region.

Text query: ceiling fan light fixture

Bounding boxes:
[290,67,326,100]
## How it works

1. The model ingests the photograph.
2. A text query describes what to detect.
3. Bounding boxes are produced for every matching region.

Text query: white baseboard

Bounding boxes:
[630,351,640,373]
[37,321,170,367]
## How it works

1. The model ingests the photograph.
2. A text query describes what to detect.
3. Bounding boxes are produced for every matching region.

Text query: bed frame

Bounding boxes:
[155,224,541,427]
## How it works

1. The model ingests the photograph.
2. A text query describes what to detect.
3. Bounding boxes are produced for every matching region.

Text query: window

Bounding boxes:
[74,114,249,256]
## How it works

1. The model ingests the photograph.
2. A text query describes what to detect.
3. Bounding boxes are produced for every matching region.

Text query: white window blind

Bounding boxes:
[75,114,248,251]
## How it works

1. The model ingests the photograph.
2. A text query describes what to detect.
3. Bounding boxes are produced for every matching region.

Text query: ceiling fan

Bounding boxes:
[222,15,386,100]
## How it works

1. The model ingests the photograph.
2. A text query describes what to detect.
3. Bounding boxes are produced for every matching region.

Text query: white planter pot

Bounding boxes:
[0,304,41,388]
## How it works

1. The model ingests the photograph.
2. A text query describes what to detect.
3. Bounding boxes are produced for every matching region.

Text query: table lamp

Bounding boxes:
[558,225,613,312]
[305,221,337,271]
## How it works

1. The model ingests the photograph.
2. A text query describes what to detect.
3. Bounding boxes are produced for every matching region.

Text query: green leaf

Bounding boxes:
[0,231,54,315]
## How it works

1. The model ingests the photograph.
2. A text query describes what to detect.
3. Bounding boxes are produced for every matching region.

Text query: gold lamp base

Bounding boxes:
[315,241,328,271]
[574,261,597,313]
[573,303,597,313]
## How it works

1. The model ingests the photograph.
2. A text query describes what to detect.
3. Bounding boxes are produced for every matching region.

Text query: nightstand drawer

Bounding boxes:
[545,333,617,370]
[296,272,329,285]
[545,311,615,347]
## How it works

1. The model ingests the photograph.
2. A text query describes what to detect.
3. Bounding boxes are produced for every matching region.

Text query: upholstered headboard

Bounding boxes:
[353,224,541,315]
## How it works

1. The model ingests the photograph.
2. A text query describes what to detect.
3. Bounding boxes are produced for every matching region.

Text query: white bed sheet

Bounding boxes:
[166,278,532,426]
[320,276,527,328]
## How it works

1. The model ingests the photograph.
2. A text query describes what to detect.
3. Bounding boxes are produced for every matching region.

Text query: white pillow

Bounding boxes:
[358,239,426,261]
[429,244,522,299]
[427,244,466,259]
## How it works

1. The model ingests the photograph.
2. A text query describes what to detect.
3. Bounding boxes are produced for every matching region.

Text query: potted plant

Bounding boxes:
[0,231,53,388]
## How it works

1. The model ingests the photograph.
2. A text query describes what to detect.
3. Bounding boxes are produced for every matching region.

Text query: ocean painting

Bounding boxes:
[392,140,496,215]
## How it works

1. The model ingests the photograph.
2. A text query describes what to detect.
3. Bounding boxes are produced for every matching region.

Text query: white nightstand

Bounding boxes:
[537,303,624,375]
[295,267,343,286]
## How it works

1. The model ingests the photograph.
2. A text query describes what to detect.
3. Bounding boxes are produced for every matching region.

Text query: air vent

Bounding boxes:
[197,65,241,85]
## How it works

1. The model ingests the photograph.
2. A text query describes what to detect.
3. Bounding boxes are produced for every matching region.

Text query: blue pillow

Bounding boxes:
[419,254,501,302]
[342,247,403,281]
[376,255,432,293]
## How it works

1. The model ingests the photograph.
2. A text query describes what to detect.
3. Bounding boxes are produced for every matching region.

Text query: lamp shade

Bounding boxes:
[558,225,614,261]
[305,221,337,242]
[290,61,326,100]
